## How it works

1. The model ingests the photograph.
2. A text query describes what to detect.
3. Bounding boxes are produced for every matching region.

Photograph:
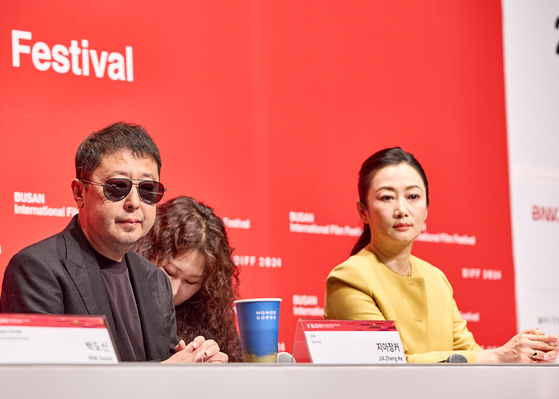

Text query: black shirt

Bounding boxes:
[95,251,147,361]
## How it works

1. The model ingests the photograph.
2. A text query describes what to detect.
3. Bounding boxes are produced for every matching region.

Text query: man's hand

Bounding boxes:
[162,336,229,364]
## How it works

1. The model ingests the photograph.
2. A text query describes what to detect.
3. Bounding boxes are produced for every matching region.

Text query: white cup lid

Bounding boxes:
[234,298,282,304]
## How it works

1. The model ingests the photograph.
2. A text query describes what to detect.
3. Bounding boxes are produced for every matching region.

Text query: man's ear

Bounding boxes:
[71,179,85,209]
[357,199,369,224]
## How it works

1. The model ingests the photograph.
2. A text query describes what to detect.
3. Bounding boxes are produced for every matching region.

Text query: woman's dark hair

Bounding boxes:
[351,147,429,256]
[134,196,242,361]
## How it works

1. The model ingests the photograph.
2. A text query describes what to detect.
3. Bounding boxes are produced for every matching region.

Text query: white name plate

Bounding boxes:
[293,319,406,364]
[0,314,118,364]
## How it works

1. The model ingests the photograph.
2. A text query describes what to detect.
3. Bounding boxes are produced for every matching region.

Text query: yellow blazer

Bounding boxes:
[324,246,481,363]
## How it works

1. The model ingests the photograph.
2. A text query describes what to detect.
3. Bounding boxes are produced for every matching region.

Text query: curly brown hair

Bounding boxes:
[134,196,242,362]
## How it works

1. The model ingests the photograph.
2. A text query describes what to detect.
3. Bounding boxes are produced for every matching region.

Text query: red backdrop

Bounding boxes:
[0,0,513,352]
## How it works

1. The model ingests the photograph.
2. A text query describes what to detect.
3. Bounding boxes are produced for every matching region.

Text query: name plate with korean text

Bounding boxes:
[0,314,118,364]
[293,319,406,364]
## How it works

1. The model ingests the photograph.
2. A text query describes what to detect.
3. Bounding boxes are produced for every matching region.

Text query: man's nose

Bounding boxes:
[123,185,142,210]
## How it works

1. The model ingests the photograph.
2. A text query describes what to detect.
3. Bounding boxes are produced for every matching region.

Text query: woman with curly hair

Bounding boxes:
[134,196,242,362]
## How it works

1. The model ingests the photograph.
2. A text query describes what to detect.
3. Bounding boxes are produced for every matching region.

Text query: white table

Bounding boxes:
[1,363,558,399]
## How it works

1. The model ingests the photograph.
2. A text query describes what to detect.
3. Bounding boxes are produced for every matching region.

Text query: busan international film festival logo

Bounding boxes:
[13,191,78,218]
[532,205,559,223]
[11,30,134,82]
[292,295,323,317]
[288,211,362,237]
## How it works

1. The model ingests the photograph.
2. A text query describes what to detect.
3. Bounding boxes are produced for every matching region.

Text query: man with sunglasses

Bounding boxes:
[1,122,228,363]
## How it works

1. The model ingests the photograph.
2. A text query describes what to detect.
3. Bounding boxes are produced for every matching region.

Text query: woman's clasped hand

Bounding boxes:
[476,328,558,363]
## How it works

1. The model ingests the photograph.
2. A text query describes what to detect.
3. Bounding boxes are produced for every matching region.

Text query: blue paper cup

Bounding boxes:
[235,298,281,363]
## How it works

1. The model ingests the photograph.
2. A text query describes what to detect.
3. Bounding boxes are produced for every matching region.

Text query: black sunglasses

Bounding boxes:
[80,178,167,204]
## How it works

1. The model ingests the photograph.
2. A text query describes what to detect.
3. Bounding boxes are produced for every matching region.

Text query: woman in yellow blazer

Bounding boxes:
[325,147,557,363]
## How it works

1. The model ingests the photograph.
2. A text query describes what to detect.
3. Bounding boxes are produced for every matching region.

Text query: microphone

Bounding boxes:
[277,352,296,363]
[444,354,468,363]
